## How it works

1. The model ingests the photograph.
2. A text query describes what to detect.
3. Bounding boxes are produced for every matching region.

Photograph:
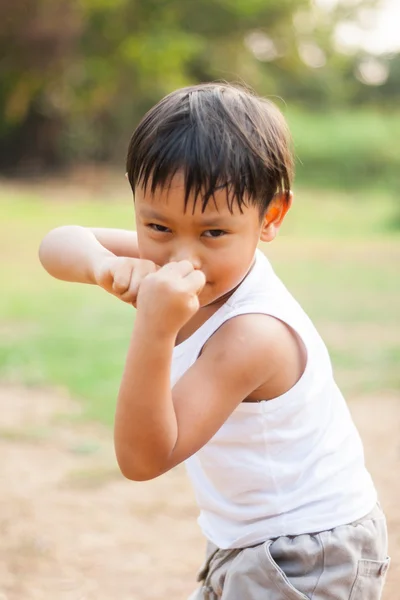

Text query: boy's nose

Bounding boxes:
[170,247,202,270]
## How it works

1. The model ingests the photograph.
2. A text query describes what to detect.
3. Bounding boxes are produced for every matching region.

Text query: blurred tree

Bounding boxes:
[0,0,397,171]
[64,0,311,164]
[0,0,81,170]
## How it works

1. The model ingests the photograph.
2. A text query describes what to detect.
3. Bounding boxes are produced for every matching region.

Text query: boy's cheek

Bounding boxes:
[137,239,165,267]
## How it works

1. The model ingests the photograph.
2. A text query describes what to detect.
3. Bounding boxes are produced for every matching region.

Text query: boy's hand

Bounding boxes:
[136,261,206,335]
[94,256,159,306]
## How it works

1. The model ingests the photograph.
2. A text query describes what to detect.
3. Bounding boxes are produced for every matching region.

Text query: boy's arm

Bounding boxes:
[114,262,300,481]
[39,226,139,283]
[90,227,139,259]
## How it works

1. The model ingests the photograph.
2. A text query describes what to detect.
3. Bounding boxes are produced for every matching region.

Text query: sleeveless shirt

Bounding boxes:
[171,249,377,549]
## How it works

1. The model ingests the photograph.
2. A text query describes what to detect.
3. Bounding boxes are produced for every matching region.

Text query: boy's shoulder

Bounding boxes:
[200,312,305,401]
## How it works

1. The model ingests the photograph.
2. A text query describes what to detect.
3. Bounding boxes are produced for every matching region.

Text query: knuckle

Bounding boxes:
[159,276,174,290]
[113,274,126,286]
[143,265,156,276]
[128,285,139,299]
[180,260,193,269]
[160,278,178,294]
[136,260,155,275]
[141,272,157,290]
[120,290,134,301]
[112,277,122,288]
[145,271,157,282]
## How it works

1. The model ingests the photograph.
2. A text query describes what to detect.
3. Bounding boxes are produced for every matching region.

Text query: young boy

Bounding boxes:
[39,83,390,599]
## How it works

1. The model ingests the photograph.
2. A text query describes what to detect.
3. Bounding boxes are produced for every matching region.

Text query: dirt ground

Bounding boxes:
[0,385,398,600]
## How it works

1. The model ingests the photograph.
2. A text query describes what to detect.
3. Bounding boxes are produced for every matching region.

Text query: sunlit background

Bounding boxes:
[1,0,400,178]
[0,1,399,598]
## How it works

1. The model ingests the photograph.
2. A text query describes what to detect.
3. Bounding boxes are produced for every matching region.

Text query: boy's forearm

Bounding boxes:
[114,317,178,481]
[39,225,115,283]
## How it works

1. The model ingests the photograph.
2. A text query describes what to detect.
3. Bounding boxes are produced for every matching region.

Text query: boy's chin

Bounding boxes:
[198,286,218,308]
[198,284,233,309]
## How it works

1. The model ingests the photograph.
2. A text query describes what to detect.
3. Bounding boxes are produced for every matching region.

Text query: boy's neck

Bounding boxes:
[175,296,228,346]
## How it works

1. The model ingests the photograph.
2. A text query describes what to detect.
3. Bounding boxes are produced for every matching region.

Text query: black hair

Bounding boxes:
[126,82,293,214]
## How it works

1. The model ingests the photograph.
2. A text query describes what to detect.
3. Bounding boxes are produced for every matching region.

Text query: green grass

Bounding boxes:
[0,179,399,425]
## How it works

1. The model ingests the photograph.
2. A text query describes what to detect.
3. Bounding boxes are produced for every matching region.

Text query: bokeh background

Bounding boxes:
[0,1,399,598]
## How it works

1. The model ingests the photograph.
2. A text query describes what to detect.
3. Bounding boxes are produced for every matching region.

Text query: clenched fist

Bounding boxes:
[93,256,159,305]
[136,260,206,336]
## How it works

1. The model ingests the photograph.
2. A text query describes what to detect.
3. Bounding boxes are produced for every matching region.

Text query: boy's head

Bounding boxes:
[126,82,293,217]
[126,83,294,307]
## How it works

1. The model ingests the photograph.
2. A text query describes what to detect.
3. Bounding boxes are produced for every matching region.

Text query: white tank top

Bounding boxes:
[171,249,377,549]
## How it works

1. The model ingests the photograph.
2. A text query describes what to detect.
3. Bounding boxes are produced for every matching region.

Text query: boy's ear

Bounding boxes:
[260,191,293,243]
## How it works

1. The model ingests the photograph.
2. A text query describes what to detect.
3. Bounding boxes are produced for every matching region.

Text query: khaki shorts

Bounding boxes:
[189,503,390,600]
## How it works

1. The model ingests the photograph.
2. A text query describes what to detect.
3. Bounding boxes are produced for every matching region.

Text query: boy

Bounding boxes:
[39,83,390,599]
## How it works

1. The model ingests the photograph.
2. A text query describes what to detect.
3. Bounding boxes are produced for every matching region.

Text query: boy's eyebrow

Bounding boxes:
[139,207,170,222]
[139,207,232,227]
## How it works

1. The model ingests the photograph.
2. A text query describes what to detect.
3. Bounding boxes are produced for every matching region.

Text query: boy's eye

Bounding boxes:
[148,223,170,233]
[202,229,226,238]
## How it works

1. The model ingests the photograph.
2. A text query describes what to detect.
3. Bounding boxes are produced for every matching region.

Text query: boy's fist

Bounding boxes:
[94,257,159,305]
[136,260,206,335]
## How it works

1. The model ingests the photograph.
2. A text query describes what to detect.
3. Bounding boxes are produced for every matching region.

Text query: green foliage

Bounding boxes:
[1,0,399,189]
[0,0,335,167]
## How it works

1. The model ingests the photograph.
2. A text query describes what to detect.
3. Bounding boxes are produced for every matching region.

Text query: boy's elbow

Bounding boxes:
[38,239,54,275]
[118,464,163,482]
[115,449,165,482]
[119,468,158,482]
[38,234,50,267]
[38,226,66,268]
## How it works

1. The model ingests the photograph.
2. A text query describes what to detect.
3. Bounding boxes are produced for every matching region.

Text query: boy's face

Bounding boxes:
[134,174,286,308]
